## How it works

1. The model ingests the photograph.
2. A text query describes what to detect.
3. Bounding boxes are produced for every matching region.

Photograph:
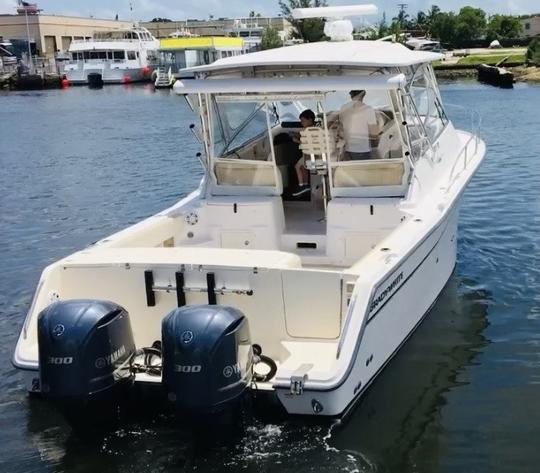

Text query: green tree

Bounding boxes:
[486,14,522,41]
[377,12,390,38]
[261,26,283,49]
[411,11,428,31]
[392,8,411,29]
[426,6,441,25]
[455,6,487,43]
[430,11,458,46]
[389,21,405,43]
[526,38,540,65]
[423,5,441,36]
[278,0,328,43]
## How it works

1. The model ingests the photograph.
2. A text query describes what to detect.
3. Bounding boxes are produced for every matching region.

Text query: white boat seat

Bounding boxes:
[332,159,405,187]
[214,159,280,187]
[299,127,336,172]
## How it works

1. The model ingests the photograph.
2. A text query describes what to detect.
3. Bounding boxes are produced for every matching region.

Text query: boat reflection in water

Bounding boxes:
[330,274,490,471]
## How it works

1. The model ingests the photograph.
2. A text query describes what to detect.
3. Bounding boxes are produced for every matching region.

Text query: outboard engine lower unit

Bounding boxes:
[38,299,136,425]
[162,305,253,412]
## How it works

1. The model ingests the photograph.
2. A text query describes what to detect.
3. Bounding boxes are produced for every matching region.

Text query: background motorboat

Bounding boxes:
[63,26,159,85]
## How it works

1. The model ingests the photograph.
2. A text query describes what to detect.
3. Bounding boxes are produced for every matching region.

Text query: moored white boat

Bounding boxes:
[13,5,485,422]
[63,26,159,85]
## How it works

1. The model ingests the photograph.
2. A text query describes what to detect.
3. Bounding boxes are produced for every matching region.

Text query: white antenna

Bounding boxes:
[129,1,135,26]
[291,4,378,41]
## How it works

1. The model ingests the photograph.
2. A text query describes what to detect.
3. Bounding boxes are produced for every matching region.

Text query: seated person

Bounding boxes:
[291,109,316,197]
[333,90,381,160]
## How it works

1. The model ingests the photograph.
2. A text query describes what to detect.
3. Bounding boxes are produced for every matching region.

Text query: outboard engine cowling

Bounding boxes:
[162,305,253,412]
[37,299,136,425]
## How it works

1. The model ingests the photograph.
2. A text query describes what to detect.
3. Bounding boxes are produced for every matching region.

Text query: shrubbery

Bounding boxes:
[526,38,540,65]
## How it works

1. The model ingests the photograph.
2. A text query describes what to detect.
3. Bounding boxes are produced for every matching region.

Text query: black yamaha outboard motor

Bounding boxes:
[162,305,253,416]
[37,299,136,429]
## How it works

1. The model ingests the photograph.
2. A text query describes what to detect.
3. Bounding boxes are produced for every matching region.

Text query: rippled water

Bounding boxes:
[1,80,539,473]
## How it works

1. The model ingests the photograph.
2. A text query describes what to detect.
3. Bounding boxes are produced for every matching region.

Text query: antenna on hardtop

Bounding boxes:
[291,4,378,42]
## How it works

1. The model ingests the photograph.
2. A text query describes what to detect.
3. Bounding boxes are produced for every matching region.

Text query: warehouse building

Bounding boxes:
[0,13,132,57]
[520,15,540,38]
[142,17,292,39]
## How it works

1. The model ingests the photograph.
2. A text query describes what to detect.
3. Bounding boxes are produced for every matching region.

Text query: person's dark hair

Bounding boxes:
[299,109,316,123]
[349,90,366,98]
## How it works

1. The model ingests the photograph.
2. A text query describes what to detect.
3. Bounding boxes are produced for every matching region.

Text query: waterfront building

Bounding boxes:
[520,15,540,38]
[142,16,293,40]
[0,13,132,58]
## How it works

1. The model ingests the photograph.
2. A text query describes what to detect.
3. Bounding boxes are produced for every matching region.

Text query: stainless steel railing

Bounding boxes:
[445,103,483,188]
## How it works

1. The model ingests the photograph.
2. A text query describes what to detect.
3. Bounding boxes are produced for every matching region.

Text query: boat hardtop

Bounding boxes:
[13,5,486,423]
[185,40,443,72]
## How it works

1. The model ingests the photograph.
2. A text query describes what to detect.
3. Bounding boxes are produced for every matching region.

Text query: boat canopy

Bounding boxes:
[159,37,244,51]
[173,74,406,95]
[185,40,443,74]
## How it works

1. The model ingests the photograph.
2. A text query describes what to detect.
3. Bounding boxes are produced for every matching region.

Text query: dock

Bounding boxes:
[0,71,14,89]
[0,71,62,90]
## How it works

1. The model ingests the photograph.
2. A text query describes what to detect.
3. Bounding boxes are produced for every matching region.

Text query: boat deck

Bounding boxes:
[283,201,326,235]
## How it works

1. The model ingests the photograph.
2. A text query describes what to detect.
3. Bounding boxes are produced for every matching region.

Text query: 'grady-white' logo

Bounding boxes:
[181,330,194,344]
[52,324,65,337]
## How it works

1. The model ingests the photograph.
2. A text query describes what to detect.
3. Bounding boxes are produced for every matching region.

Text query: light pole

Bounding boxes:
[23,4,34,73]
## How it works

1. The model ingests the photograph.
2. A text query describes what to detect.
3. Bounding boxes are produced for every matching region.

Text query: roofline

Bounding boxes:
[0,13,131,22]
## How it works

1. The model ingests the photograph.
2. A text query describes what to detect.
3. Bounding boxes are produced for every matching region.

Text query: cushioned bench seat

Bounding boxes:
[215,159,278,187]
[332,159,406,187]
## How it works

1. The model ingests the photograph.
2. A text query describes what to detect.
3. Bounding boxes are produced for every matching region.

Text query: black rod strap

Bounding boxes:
[175,271,186,307]
[206,272,217,305]
[144,270,156,307]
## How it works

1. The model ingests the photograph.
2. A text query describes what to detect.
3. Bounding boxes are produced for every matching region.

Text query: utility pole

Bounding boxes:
[397,3,408,30]
[24,7,33,72]
[397,3,408,14]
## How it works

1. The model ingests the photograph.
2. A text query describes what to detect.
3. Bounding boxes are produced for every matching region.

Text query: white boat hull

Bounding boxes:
[276,200,460,416]
[14,37,488,419]
[65,66,154,84]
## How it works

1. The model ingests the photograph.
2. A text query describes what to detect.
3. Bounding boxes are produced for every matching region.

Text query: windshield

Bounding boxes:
[212,100,278,158]
[200,89,407,192]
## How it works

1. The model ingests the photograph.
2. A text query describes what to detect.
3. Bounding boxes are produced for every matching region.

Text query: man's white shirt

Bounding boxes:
[338,99,377,153]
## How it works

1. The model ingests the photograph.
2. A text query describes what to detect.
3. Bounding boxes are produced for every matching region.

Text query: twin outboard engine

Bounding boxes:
[36,300,264,429]
[161,305,253,413]
[37,299,136,426]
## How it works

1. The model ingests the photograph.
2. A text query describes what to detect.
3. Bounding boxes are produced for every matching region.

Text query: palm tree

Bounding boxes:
[392,9,410,29]
[412,11,427,31]
[425,5,441,35]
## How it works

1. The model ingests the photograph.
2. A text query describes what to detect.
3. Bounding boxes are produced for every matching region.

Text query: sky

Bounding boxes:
[0,0,538,21]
